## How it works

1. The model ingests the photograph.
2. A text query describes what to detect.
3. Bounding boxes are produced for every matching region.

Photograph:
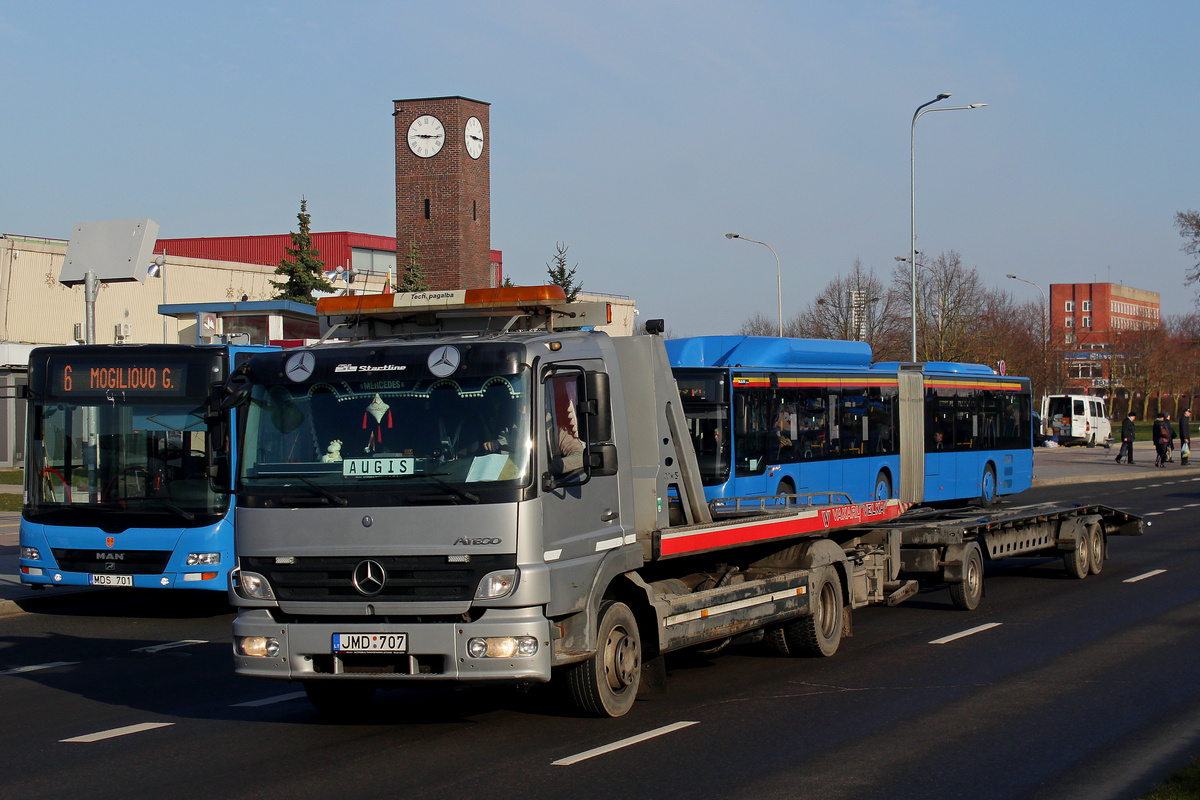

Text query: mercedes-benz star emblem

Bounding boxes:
[427,345,461,378]
[284,351,316,382]
[352,559,387,597]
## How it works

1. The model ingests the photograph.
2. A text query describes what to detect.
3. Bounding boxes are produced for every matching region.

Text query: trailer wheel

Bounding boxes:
[874,470,892,502]
[303,680,376,716]
[978,464,997,507]
[566,601,641,718]
[949,544,984,610]
[1063,536,1091,579]
[1088,526,1105,575]
[772,569,843,657]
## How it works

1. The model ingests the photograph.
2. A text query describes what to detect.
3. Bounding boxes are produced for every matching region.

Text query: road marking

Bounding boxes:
[231,691,306,708]
[1186,504,1200,508]
[133,640,206,654]
[1125,569,1167,583]
[61,722,174,743]
[929,622,1002,645]
[1144,512,1165,516]
[1166,507,1185,512]
[0,661,79,676]
[552,721,699,766]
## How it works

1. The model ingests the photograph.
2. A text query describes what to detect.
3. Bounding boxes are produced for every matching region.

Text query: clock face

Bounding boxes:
[464,116,484,159]
[407,115,445,158]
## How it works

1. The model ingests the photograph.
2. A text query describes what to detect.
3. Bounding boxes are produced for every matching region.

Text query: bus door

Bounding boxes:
[732,381,771,497]
[790,386,830,498]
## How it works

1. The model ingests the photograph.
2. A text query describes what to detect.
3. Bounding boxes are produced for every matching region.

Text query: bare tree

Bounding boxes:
[737,312,778,337]
[789,259,907,356]
[1176,210,1200,301]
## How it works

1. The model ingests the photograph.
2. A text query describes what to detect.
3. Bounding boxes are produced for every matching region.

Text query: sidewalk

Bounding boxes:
[0,445,1184,617]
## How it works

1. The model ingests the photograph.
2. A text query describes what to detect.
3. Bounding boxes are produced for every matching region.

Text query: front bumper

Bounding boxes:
[233,606,552,683]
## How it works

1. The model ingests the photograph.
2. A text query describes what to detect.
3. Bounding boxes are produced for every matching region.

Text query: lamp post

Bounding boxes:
[1006,273,1048,350]
[726,233,782,337]
[909,93,987,361]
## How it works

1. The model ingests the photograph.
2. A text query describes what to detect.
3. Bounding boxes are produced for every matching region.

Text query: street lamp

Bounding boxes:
[726,233,782,337]
[1006,273,1048,349]
[909,93,987,361]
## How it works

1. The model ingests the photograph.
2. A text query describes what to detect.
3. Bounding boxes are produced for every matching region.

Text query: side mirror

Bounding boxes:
[583,371,612,443]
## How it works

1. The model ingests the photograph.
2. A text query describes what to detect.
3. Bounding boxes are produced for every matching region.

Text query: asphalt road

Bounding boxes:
[2,476,1198,800]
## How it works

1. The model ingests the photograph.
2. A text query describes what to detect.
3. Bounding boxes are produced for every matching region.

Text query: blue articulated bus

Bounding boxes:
[19,343,276,591]
[665,336,1033,508]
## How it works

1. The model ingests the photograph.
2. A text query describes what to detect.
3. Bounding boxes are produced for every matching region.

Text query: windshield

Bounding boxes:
[27,398,224,522]
[240,368,532,503]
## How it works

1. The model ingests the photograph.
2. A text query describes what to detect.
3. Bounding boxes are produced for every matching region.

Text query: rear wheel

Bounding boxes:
[303,680,376,716]
[771,569,843,657]
[874,470,892,502]
[1064,536,1091,579]
[949,545,984,610]
[567,601,641,717]
[979,464,997,507]
[1088,526,1105,575]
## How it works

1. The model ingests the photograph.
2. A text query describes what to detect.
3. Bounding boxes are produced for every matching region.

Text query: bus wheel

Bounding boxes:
[979,464,997,507]
[874,470,892,502]
[303,680,376,716]
[567,601,641,717]
[950,544,984,610]
[1063,536,1091,579]
[776,568,843,657]
[1088,526,1105,575]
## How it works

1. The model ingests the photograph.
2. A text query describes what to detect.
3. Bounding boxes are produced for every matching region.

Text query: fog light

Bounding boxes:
[237,571,276,600]
[466,636,539,659]
[236,636,280,658]
[187,552,220,566]
[20,547,40,560]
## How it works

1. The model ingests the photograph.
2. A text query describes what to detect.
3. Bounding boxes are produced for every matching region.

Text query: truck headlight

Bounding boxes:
[235,636,280,658]
[187,552,220,566]
[475,569,518,600]
[236,570,276,601]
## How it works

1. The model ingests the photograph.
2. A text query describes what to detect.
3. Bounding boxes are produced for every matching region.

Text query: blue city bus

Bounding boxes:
[665,336,1033,507]
[18,343,276,591]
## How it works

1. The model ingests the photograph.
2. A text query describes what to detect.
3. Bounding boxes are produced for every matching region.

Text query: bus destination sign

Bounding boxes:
[54,363,188,396]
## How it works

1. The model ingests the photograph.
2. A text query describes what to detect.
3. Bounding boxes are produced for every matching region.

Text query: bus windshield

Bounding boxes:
[27,398,223,522]
[239,369,532,502]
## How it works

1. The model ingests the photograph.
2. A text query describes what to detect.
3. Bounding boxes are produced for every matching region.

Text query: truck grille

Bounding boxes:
[242,554,517,602]
[51,548,172,575]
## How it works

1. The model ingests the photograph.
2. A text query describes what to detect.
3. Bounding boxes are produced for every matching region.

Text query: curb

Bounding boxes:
[1033,466,1196,488]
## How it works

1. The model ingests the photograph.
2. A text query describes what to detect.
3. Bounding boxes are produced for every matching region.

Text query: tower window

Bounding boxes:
[424,198,430,220]
[473,200,477,221]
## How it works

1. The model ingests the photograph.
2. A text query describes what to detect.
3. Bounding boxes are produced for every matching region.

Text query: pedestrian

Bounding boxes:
[1166,413,1176,462]
[1153,413,1171,468]
[1181,408,1192,466]
[1115,411,1137,464]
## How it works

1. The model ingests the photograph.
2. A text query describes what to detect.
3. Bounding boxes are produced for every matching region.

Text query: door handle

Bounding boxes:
[601,508,619,522]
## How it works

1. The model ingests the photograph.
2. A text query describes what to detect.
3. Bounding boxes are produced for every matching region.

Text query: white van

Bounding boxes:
[1041,394,1112,447]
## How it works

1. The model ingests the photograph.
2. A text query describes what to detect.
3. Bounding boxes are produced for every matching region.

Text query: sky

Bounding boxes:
[2,1,1198,336]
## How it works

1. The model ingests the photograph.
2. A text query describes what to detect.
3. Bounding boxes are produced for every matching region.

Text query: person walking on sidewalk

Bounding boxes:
[1181,408,1192,466]
[1167,413,1177,462]
[1116,411,1137,464]
[1153,413,1171,468]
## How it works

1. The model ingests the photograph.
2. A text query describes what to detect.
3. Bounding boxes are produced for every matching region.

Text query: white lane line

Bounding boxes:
[1125,569,1167,583]
[1185,504,1200,508]
[1166,507,1185,512]
[929,622,1002,645]
[0,661,79,676]
[552,721,699,766]
[1144,512,1165,516]
[133,640,207,654]
[61,722,174,743]
[231,691,306,708]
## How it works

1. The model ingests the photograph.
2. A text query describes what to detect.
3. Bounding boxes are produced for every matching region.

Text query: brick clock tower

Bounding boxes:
[393,96,492,290]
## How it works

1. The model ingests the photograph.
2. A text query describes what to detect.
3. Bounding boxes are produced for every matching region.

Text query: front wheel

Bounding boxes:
[979,464,997,507]
[566,601,642,717]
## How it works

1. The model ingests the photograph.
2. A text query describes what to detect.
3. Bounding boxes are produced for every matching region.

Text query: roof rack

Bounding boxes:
[315,286,613,339]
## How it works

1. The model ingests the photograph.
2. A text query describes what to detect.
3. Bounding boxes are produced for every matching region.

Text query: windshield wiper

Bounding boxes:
[293,475,349,507]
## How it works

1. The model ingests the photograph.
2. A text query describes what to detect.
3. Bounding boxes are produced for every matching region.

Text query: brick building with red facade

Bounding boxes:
[1049,282,1161,396]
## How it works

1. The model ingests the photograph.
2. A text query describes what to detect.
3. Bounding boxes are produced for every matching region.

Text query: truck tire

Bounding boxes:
[949,544,984,610]
[566,601,641,718]
[303,680,376,716]
[1088,526,1105,575]
[771,569,843,657]
[1063,537,1091,579]
[978,464,997,507]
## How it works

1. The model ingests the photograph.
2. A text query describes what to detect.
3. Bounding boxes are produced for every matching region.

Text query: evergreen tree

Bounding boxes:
[545,241,582,301]
[399,242,428,292]
[270,198,333,304]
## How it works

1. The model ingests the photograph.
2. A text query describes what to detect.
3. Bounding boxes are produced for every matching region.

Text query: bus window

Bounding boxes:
[734,384,771,476]
[795,388,827,460]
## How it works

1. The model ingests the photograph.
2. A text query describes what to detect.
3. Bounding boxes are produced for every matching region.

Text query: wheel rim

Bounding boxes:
[603,624,639,694]
[1091,531,1103,567]
[876,478,890,501]
[818,581,838,639]
[965,554,981,599]
[983,469,996,502]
